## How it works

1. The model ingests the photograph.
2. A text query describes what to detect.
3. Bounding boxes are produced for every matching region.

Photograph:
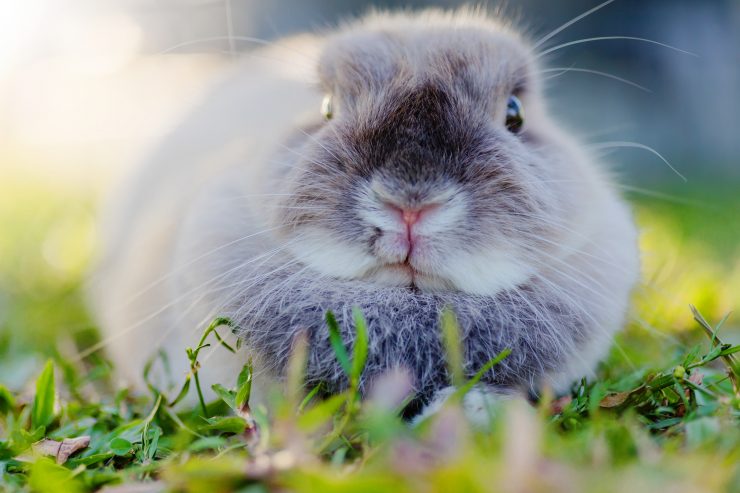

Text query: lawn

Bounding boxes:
[0,173,738,493]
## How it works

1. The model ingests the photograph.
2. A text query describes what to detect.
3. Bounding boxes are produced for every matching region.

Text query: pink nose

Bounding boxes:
[381,203,439,259]
[384,203,439,229]
[402,209,422,226]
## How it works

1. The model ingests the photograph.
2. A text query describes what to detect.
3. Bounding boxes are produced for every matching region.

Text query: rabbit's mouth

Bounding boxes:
[387,261,416,279]
[365,262,453,292]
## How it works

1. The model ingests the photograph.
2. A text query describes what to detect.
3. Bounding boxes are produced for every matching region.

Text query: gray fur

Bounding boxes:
[228,266,590,406]
[89,8,639,415]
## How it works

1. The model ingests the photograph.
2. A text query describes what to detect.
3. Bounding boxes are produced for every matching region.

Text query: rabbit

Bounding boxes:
[88,8,639,421]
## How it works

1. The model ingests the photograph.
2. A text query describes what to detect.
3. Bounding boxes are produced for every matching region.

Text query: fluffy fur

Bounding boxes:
[89,9,639,416]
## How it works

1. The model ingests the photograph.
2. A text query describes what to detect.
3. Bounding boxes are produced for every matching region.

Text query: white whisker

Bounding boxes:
[224,0,236,59]
[532,0,619,49]
[119,225,286,308]
[158,35,314,65]
[537,36,697,60]
[589,141,687,182]
[541,66,651,92]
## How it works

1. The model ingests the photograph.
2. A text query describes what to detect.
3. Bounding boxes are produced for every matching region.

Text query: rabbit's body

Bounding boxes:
[90,10,639,414]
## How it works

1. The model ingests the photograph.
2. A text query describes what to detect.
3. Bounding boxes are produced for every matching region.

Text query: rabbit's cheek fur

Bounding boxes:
[283,228,377,281]
[437,249,535,296]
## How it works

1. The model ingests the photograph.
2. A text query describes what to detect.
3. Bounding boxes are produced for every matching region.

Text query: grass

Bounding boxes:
[0,176,739,493]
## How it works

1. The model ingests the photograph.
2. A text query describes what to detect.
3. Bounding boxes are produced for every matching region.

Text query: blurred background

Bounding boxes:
[0,0,738,384]
[2,0,739,186]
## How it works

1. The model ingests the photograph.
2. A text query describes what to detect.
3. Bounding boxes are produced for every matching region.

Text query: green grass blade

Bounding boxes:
[0,384,16,415]
[297,394,346,432]
[31,360,55,429]
[326,311,351,376]
[440,308,464,386]
[235,361,253,410]
[455,348,512,398]
[141,395,162,455]
[198,416,247,435]
[286,331,309,409]
[350,307,369,384]
[719,345,740,356]
[168,377,192,407]
[211,383,236,411]
[299,383,324,413]
[211,329,237,354]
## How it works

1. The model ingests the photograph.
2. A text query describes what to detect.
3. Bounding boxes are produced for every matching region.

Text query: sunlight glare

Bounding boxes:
[0,0,48,77]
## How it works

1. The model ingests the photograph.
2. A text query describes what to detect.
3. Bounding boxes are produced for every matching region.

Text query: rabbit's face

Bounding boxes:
[274,17,587,295]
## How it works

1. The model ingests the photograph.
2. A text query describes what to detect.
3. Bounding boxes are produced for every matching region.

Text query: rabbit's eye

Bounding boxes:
[505,95,524,133]
[321,94,333,120]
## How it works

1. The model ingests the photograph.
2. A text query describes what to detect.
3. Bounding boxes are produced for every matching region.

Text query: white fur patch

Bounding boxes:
[413,386,513,428]
[438,249,534,296]
[285,228,377,280]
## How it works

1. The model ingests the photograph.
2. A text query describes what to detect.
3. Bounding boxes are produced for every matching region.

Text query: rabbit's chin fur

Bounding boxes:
[89,8,639,421]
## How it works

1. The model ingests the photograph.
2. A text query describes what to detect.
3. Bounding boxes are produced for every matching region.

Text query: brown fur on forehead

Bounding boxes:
[318,9,534,101]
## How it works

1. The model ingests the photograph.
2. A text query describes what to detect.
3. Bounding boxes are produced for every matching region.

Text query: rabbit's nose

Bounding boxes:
[383,203,440,230]
[401,208,421,227]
